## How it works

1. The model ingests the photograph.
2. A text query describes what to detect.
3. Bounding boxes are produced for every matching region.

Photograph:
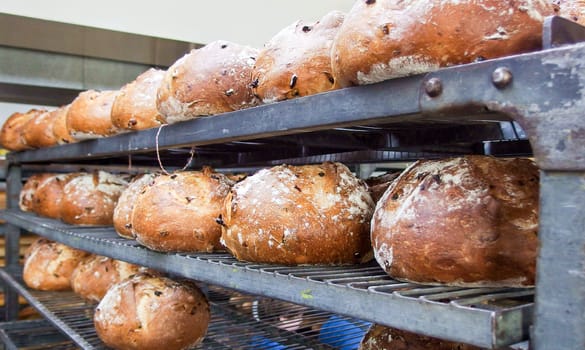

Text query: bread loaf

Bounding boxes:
[331,0,555,86]
[31,173,77,219]
[113,173,156,239]
[252,11,344,103]
[111,68,166,131]
[365,172,400,203]
[371,155,539,287]
[132,170,233,252]
[359,324,483,350]
[60,171,129,226]
[71,255,141,302]
[94,273,210,350]
[51,104,76,145]
[0,109,44,151]
[156,41,259,124]
[220,162,375,265]
[21,110,59,148]
[19,173,57,212]
[66,90,121,140]
[23,238,90,291]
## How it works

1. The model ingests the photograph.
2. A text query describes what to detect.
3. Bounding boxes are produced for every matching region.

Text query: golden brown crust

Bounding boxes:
[252,11,344,103]
[111,68,167,131]
[21,110,59,148]
[221,162,375,265]
[114,173,156,239]
[71,255,141,302]
[0,109,44,151]
[156,41,259,124]
[371,156,539,287]
[23,238,90,291]
[94,273,210,350]
[19,173,57,212]
[131,170,233,252]
[51,104,76,145]
[66,90,121,140]
[331,0,555,86]
[359,324,483,350]
[60,171,129,226]
[31,173,77,219]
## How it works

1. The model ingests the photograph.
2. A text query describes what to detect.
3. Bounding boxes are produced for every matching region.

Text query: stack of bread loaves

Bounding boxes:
[19,171,129,226]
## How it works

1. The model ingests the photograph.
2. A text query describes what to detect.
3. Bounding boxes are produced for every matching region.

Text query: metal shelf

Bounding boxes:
[0,267,371,350]
[0,209,534,349]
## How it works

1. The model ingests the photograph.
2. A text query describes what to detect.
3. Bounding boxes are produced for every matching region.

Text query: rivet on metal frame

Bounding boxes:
[424,77,443,97]
[492,67,513,89]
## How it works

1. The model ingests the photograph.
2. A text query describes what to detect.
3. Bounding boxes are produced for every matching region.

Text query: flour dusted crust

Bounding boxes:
[132,170,233,252]
[331,0,555,87]
[71,255,141,302]
[252,11,344,103]
[94,273,210,350]
[111,68,166,131]
[114,173,156,239]
[359,324,483,350]
[31,173,77,219]
[51,104,75,144]
[0,109,44,151]
[156,41,259,124]
[67,90,121,140]
[21,110,59,148]
[221,162,375,265]
[23,238,90,291]
[371,156,539,287]
[555,0,585,25]
[19,173,57,212]
[60,171,129,226]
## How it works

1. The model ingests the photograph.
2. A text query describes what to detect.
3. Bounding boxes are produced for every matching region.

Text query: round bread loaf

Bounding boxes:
[66,90,121,140]
[220,162,375,265]
[0,109,44,151]
[331,0,555,86]
[371,155,539,287]
[113,173,156,239]
[71,255,141,302]
[111,68,166,131]
[251,11,344,103]
[156,40,259,124]
[60,171,129,226]
[31,173,78,219]
[23,238,90,291]
[131,170,233,252]
[51,104,75,145]
[94,273,210,350]
[19,173,57,212]
[359,324,483,350]
[21,110,59,148]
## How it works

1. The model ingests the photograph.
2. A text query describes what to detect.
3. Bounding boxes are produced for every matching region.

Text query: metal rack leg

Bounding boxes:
[533,171,585,350]
[3,164,22,322]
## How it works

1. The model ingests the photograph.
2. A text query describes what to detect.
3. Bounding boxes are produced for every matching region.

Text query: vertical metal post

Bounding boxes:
[533,171,585,350]
[3,164,22,321]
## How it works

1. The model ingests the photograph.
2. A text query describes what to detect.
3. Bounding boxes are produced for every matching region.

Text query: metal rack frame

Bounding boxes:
[1,15,585,350]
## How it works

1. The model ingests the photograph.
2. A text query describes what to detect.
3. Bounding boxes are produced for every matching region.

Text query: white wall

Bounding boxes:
[0,0,356,48]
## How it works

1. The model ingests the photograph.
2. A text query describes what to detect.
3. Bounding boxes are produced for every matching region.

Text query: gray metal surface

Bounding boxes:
[0,210,534,349]
[0,270,369,350]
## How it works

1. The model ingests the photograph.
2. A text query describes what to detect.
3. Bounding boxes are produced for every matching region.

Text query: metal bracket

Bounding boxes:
[543,16,585,49]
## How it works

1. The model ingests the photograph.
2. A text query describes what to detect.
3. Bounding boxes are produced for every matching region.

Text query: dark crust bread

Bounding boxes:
[131,170,233,252]
[252,10,344,103]
[371,156,539,287]
[94,273,210,350]
[331,0,554,86]
[111,68,166,131]
[221,162,375,265]
[156,40,259,124]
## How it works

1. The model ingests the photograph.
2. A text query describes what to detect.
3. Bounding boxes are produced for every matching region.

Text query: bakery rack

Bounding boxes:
[1,14,584,350]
